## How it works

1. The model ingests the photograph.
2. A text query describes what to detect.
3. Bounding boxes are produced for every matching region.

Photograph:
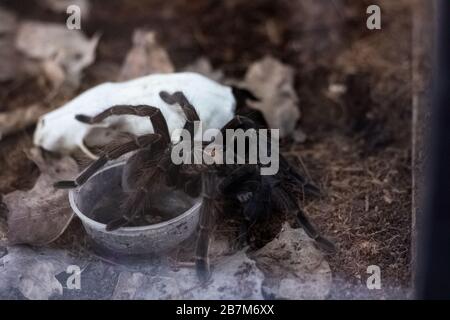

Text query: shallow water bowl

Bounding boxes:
[69,162,201,255]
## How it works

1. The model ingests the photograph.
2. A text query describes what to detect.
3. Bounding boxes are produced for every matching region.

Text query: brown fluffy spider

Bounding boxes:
[55,90,334,281]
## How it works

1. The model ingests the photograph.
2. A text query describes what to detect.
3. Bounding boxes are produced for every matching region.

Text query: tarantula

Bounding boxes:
[55,89,334,281]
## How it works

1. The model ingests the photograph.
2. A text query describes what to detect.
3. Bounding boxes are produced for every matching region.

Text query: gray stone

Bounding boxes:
[0,246,72,300]
[251,223,332,300]
[112,249,264,300]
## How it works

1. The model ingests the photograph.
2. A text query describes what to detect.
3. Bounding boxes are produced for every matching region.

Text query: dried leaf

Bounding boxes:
[243,56,300,137]
[0,104,49,140]
[15,21,99,88]
[118,30,174,81]
[4,148,78,245]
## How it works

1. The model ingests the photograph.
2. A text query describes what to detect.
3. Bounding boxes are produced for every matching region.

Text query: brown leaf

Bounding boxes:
[0,104,49,139]
[4,148,78,245]
[243,56,300,137]
[15,21,99,88]
[118,30,174,81]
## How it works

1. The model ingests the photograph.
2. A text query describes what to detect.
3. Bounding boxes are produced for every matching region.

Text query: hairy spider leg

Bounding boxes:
[193,117,261,281]
[159,90,201,141]
[72,104,175,227]
[106,147,170,231]
[231,86,269,129]
[273,187,335,253]
[295,206,336,253]
[219,115,258,136]
[222,115,322,197]
[159,91,200,122]
[54,134,161,189]
[159,91,204,194]
[231,86,260,107]
[219,165,271,245]
[279,156,322,197]
[195,170,220,282]
[75,105,171,143]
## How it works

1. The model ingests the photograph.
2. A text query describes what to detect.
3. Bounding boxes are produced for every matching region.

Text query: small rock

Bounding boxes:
[185,250,264,300]
[251,223,332,300]
[112,272,146,300]
[0,246,71,300]
[112,250,264,300]
[0,247,6,259]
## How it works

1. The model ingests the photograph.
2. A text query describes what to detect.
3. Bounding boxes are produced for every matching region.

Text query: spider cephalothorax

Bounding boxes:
[55,88,334,281]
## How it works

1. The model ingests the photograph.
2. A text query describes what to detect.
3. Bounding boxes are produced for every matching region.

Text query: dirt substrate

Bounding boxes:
[0,0,413,298]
